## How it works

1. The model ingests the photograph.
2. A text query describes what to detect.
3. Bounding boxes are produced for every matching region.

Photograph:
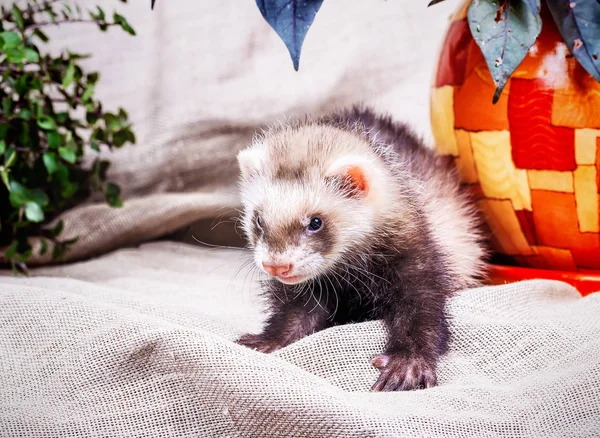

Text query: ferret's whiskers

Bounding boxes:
[190,234,250,252]
[308,275,327,314]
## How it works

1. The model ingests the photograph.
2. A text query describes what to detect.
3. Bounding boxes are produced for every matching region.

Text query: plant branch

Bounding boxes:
[18,18,113,31]
[1,0,62,23]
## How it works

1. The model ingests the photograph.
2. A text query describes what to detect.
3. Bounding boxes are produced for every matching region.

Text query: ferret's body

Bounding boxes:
[236,106,487,391]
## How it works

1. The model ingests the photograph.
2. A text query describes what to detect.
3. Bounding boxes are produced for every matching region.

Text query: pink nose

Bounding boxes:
[262,262,292,277]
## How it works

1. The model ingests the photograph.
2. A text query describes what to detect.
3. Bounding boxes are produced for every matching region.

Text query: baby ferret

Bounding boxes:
[235,106,487,391]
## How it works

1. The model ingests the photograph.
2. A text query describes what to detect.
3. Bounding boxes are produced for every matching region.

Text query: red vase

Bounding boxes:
[430,1,600,294]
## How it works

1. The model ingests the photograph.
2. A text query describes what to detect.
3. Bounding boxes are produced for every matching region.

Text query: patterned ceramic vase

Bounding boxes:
[430,1,600,274]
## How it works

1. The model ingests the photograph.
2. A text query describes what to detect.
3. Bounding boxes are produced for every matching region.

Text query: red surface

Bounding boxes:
[597,141,600,193]
[508,79,576,171]
[515,210,537,246]
[488,264,600,296]
[571,248,600,270]
[435,19,472,88]
[530,190,600,250]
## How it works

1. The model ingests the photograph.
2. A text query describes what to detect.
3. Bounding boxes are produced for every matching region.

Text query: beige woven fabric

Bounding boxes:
[4,0,460,264]
[1,241,599,437]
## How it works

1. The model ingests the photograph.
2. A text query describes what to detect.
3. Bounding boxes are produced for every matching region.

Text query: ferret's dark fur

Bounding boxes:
[235,106,487,391]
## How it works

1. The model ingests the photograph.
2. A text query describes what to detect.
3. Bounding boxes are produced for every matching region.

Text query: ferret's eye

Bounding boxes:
[307,217,323,233]
[256,216,263,230]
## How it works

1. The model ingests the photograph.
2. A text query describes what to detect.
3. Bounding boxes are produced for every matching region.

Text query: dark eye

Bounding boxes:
[307,217,323,233]
[256,216,263,230]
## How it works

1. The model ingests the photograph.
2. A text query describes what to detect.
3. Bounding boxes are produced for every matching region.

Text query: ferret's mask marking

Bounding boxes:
[237,144,376,285]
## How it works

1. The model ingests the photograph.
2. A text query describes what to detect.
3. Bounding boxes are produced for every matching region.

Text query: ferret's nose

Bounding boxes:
[262,262,292,278]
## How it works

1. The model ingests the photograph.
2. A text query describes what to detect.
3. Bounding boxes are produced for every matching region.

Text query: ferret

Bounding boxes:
[235,106,487,391]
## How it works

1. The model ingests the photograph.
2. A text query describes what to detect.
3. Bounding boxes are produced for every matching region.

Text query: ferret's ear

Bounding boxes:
[325,156,373,197]
[237,143,266,179]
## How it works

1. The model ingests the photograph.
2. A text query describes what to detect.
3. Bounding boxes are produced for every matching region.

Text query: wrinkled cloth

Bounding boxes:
[1,241,599,437]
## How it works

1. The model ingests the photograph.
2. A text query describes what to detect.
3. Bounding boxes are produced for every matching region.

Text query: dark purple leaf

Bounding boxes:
[548,0,600,82]
[468,0,542,103]
[522,0,540,15]
[256,0,324,70]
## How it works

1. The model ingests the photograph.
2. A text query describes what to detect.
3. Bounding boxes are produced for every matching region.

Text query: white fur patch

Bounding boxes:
[237,143,266,180]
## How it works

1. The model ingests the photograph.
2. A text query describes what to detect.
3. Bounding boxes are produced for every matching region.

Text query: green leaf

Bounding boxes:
[63,237,79,246]
[8,181,49,207]
[18,109,31,120]
[58,147,77,163]
[47,131,62,149]
[54,162,69,185]
[25,202,44,222]
[29,189,49,207]
[37,116,57,131]
[468,0,542,103]
[52,243,64,261]
[113,129,132,147]
[4,148,16,168]
[40,238,48,256]
[95,6,106,21]
[0,140,5,155]
[0,31,20,49]
[8,181,30,207]
[33,29,49,43]
[0,167,9,190]
[30,78,42,91]
[87,72,99,84]
[86,111,99,124]
[547,0,600,82]
[23,48,40,62]
[55,112,69,124]
[105,182,123,207]
[81,84,95,102]
[49,220,64,238]
[6,48,25,63]
[11,6,24,30]
[104,113,120,132]
[43,152,59,174]
[62,63,75,88]
[2,99,12,116]
[91,128,106,143]
[60,181,78,198]
[5,240,18,260]
[113,13,136,35]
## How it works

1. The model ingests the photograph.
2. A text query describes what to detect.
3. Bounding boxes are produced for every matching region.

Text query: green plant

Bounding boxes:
[0,0,136,272]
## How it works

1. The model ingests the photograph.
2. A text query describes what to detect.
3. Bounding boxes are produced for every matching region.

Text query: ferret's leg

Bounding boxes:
[237,280,331,353]
[371,270,451,391]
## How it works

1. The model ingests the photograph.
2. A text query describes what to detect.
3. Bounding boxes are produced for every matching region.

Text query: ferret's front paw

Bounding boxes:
[236,333,281,353]
[370,353,437,391]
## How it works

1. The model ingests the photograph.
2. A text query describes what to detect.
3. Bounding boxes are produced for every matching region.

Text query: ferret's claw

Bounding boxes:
[370,353,437,392]
[236,333,281,353]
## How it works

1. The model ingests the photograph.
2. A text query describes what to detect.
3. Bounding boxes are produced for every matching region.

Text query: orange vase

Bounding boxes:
[430,1,600,293]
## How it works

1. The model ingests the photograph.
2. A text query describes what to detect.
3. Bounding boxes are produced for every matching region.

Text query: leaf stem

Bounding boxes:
[17,18,110,32]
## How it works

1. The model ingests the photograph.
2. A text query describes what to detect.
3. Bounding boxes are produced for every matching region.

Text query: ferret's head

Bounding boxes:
[237,124,397,285]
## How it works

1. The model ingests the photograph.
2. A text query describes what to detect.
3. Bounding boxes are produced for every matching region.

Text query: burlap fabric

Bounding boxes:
[1,242,599,437]
[2,0,600,436]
